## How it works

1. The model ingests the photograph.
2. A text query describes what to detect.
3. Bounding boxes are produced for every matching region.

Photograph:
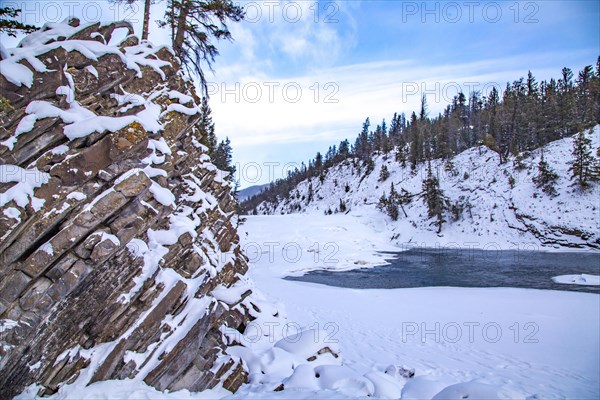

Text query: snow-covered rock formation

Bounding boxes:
[0,19,255,397]
[253,128,600,250]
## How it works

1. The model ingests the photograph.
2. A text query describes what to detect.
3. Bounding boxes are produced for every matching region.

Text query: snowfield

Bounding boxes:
[238,214,400,277]
[4,16,598,400]
[234,129,599,398]
[237,214,600,399]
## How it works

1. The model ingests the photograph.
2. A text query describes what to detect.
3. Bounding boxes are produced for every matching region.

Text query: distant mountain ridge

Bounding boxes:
[237,183,269,202]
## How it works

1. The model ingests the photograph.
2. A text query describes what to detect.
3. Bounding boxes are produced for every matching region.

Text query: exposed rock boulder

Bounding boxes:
[0,19,253,397]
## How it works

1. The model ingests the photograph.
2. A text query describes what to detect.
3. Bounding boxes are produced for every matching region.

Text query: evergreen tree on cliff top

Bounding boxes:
[160,0,244,93]
[0,7,38,38]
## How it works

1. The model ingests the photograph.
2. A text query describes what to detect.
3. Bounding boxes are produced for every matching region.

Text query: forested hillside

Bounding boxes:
[242,61,600,213]
[241,62,600,249]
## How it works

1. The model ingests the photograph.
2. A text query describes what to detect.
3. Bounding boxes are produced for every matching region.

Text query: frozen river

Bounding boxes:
[286,247,600,293]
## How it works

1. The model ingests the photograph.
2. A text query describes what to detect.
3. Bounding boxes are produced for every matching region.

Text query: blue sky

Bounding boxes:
[1,0,598,187]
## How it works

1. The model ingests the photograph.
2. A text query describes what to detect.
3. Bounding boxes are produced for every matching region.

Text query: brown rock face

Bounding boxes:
[0,20,251,397]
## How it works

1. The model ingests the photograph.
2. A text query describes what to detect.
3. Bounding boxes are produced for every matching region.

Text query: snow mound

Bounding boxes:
[274,329,340,361]
[431,381,502,400]
[552,274,600,286]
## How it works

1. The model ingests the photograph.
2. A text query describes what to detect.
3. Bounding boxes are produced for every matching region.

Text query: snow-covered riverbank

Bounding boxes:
[235,214,600,399]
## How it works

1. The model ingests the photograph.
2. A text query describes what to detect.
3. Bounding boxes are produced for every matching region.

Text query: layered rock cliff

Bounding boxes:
[0,19,252,397]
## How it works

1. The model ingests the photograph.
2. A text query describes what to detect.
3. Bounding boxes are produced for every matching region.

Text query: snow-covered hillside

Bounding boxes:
[255,127,600,250]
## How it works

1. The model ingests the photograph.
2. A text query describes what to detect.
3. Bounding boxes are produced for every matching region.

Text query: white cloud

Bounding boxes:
[225,1,357,70]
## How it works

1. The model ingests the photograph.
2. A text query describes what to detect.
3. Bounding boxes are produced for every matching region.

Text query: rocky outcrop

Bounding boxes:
[0,19,253,397]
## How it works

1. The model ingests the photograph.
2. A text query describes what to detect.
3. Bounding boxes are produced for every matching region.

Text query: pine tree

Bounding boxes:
[408,112,420,170]
[593,57,600,124]
[594,147,600,180]
[379,164,390,182]
[523,71,541,150]
[539,78,561,143]
[110,1,243,92]
[338,139,350,159]
[160,0,244,93]
[379,184,400,221]
[339,198,347,213]
[533,149,559,196]
[395,145,407,168]
[197,96,217,155]
[419,94,428,121]
[576,65,594,123]
[558,67,576,137]
[212,137,236,181]
[314,152,323,171]
[568,128,595,188]
[387,182,400,220]
[0,7,37,40]
[354,118,371,160]
[377,191,388,211]
[422,161,446,233]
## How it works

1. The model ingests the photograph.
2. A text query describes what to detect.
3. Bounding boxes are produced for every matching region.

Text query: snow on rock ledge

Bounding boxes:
[0,19,253,398]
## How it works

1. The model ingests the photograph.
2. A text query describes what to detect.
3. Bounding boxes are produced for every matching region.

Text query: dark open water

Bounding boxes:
[285,248,600,293]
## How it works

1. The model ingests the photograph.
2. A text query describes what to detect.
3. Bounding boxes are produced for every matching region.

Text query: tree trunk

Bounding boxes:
[173,0,188,55]
[142,0,151,40]
[399,203,408,219]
